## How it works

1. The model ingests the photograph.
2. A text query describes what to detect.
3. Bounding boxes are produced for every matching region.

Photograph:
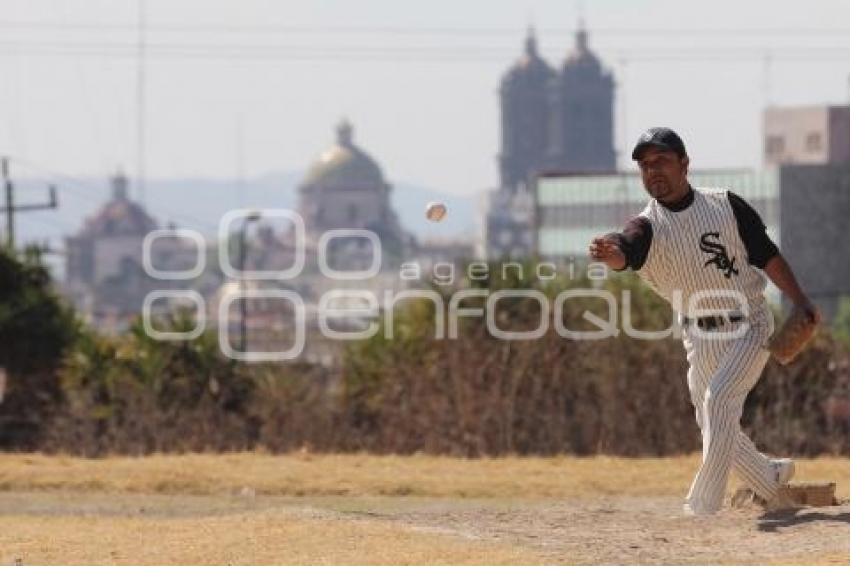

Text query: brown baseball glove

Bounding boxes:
[768,304,820,365]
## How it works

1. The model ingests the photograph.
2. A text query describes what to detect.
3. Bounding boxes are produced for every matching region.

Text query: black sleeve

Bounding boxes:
[727,191,779,269]
[606,216,653,271]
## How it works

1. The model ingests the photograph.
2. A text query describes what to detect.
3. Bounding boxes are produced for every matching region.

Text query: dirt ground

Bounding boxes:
[381,495,850,564]
[1,454,849,564]
[1,491,849,565]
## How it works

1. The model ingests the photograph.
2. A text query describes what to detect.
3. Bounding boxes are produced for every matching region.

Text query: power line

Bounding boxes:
[2,41,850,63]
[6,40,850,53]
[1,21,850,37]
[5,156,218,231]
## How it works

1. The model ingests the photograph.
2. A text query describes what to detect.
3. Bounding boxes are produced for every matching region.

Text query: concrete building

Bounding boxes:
[764,105,850,166]
[760,103,850,319]
[778,163,850,320]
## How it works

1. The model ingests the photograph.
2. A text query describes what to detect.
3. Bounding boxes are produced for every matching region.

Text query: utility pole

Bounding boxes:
[238,211,261,353]
[0,157,59,250]
[137,0,147,206]
[3,158,12,248]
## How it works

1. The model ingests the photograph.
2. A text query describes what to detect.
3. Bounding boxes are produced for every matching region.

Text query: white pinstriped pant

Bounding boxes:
[682,306,778,515]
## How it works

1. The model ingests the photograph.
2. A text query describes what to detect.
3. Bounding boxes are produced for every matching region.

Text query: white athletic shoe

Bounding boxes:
[770,458,795,486]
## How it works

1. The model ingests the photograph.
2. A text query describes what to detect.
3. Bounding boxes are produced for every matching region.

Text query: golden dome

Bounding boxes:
[302,120,385,188]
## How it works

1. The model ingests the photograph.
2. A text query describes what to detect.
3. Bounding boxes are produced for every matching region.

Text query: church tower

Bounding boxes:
[547,24,616,173]
[498,28,555,192]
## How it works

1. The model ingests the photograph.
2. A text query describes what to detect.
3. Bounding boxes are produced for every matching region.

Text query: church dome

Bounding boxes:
[302,120,385,188]
[501,28,554,85]
[81,171,157,237]
[562,26,601,70]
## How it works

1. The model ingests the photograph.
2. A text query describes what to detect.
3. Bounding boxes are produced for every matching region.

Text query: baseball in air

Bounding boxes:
[425,201,447,222]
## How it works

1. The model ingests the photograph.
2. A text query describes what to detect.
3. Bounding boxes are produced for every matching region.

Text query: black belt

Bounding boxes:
[682,313,745,331]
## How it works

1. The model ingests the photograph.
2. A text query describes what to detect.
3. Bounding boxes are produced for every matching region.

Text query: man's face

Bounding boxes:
[637,147,689,202]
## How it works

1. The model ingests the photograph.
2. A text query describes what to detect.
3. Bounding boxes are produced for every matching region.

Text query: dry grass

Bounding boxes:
[0,452,847,499]
[0,510,549,566]
[1,453,849,565]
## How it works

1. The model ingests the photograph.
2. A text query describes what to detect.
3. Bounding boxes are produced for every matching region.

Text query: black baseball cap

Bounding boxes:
[631,127,688,161]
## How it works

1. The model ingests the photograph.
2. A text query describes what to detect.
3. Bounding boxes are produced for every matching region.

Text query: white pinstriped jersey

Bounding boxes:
[636,188,768,318]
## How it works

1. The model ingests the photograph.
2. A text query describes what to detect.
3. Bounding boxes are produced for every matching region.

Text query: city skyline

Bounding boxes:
[1,0,850,206]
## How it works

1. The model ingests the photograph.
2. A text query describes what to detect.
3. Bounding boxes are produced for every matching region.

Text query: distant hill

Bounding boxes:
[12,172,480,277]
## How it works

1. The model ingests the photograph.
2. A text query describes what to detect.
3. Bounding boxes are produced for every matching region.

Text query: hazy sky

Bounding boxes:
[3,0,850,200]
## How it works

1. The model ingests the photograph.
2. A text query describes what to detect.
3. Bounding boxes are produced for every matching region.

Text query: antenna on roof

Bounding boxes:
[762,53,773,108]
[136,0,147,206]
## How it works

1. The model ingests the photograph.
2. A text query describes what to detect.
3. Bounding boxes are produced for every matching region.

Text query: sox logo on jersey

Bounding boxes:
[699,232,739,279]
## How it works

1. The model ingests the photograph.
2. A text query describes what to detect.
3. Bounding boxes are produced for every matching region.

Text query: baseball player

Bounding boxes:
[589,127,821,516]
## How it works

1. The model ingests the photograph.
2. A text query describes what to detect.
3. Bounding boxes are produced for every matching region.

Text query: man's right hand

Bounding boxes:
[589,236,627,271]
